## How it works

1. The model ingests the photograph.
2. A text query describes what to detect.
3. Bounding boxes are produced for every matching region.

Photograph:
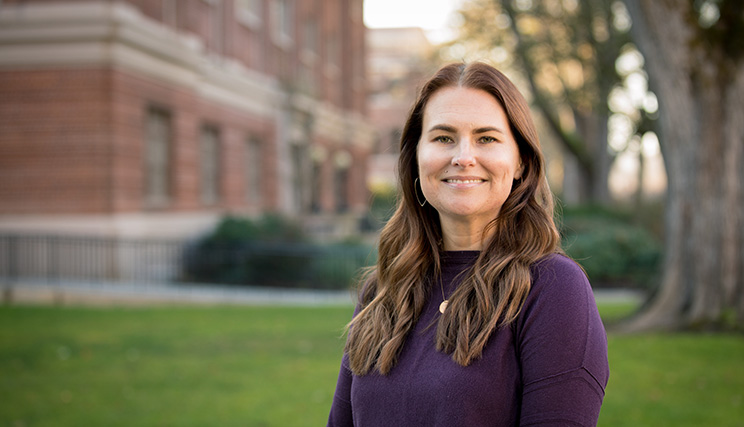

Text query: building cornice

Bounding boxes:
[0,2,282,118]
[290,92,376,149]
[0,2,376,146]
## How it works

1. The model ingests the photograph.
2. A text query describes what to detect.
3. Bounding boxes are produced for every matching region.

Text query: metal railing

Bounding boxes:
[0,234,375,290]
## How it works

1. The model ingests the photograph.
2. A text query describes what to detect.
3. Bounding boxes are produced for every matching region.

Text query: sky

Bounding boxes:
[363,0,465,43]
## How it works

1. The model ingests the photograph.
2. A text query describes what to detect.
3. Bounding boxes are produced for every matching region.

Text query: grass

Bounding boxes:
[596,303,744,426]
[0,305,353,427]
[1,302,743,426]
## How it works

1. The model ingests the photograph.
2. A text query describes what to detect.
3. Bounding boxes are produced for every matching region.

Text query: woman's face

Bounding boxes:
[416,86,523,231]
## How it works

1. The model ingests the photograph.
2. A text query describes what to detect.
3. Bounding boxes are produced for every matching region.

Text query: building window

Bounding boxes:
[201,125,221,205]
[271,0,294,47]
[244,136,263,204]
[209,0,224,54]
[303,18,317,54]
[327,33,340,66]
[334,151,352,213]
[310,161,322,213]
[334,167,349,213]
[298,18,318,94]
[237,0,262,29]
[291,144,307,213]
[144,107,171,208]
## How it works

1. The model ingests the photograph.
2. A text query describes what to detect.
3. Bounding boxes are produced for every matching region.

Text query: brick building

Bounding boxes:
[0,0,374,240]
[366,27,433,190]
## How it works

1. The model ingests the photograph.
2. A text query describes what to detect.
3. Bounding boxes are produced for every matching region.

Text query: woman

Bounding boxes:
[328,62,609,426]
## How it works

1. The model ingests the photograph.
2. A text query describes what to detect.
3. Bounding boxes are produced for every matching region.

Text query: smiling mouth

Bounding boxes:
[444,179,485,184]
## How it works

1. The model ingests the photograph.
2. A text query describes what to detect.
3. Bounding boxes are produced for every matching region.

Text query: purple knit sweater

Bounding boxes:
[328,252,609,426]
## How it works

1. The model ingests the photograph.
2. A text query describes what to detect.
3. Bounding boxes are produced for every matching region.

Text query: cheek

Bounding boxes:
[416,145,443,175]
[500,150,522,180]
[490,157,519,179]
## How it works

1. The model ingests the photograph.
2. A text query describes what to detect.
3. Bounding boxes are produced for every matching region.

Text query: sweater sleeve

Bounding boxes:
[327,353,354,427]
[516,255,610,426]
[328,300,364,427]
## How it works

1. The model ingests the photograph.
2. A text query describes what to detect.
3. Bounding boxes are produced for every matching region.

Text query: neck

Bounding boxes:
[440,219,491,251]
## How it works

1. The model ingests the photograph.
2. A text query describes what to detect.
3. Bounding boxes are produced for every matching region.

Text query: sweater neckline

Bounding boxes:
[441,250,480,265]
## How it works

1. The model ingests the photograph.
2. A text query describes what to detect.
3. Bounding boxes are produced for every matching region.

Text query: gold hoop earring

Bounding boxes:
[414,177,427,207]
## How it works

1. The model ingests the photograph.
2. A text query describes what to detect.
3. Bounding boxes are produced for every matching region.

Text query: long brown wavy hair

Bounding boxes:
[346,62,561,375]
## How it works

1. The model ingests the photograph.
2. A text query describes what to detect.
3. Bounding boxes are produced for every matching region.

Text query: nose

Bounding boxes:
[452,140,476,167]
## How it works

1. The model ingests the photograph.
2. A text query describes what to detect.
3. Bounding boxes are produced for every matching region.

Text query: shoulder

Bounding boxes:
[531,253,587,284]
[516,253,609,392]
[528,253,591,302]
[518,253,596,335]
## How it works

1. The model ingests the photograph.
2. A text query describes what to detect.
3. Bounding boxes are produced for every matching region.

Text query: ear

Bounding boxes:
[514,162,524,180]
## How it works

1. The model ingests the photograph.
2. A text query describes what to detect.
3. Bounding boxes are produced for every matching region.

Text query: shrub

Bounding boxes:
[559,205,662,289]
[182,215,374,289]
[310,243,376,289]
[365,184,399,230]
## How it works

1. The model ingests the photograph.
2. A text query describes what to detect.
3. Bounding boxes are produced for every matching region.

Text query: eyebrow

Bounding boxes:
[426,124,506,135]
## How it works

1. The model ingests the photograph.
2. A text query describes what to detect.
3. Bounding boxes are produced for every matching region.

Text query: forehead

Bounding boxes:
[422,86,508,128]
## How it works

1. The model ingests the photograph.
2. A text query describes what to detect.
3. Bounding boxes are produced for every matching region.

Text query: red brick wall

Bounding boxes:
[0,67,278,215]
[107,69,278,214]
[1,0,368,116]
[121,0,368,113]
[0,0,368,218]
[0,69,113,214]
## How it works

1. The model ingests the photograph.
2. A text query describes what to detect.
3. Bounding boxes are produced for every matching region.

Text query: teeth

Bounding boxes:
[446,179,483,183]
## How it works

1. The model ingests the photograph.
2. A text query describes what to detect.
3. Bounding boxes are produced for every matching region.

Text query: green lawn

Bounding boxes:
[1,303,742,426]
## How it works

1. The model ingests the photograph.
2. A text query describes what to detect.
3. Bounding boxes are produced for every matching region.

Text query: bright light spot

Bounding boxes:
[626,72,648,108]
[608,87,634,115]
[641,132,660,157]
[592,16,610,42]
[609,149,640,198]
[616,47,644,76]
[562,0,579,13]
[628,135,641,153]
[699,1,720,28]
[643,92,659,114]
[445,42,468,60]
[608,113,635,152]
[611,1,631,32]
[363,0,463,31]
[495,13,511,30]
[609,133,668,200]
[490,46,510,64]
[515,0,534,11]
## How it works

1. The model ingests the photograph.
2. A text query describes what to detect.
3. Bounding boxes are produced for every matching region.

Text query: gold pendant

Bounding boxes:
[439,300,449,314]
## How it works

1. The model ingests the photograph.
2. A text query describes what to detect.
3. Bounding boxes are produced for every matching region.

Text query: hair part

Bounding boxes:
[345,62,561,375]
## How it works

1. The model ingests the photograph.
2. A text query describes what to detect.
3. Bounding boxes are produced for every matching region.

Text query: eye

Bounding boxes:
[433,135,454,144]
[478,136,498,144]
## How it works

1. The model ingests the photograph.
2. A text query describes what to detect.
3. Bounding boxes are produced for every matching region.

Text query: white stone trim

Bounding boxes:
[0,212,222,239]
[0,1,283,118]
[288,94,377,149]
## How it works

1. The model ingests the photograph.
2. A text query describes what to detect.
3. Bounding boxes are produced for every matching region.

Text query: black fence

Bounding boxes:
[0,234,375,290]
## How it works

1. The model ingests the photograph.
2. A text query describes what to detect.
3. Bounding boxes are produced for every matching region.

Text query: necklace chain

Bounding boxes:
[439,278,449,314]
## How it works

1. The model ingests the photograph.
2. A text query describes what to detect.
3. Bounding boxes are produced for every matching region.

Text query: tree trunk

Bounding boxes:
[622,0,744,330]
[575,111,612,204]
[562,113,610,205]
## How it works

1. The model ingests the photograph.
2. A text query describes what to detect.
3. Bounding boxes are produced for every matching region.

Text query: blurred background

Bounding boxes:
[0,0,669,298]
[0,0,742,426]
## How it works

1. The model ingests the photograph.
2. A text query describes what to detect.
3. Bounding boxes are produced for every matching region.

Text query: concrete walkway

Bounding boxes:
[2,280,357,306]
[1,280,644,307]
